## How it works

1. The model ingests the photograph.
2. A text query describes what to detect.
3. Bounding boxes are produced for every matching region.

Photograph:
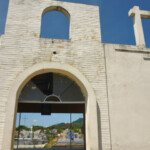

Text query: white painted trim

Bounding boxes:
[2,62,99,150]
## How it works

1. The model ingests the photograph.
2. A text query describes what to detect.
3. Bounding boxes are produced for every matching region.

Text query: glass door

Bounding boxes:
[14,112,85,150]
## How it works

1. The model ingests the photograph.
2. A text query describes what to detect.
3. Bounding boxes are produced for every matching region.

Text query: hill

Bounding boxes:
[46,118,83,129]
[16,118,84,131]
[72,118,83,128]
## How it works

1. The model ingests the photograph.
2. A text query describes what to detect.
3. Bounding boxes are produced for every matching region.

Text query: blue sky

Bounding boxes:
[16,113,83,128]
[41,10,70,39]
[1,0,150,46]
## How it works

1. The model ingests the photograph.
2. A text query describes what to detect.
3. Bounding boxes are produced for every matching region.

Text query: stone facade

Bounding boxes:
[0,0,111,150]
[0,0,150,150]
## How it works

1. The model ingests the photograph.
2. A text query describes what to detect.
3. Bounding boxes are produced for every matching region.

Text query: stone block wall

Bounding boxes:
[0,0,111,150]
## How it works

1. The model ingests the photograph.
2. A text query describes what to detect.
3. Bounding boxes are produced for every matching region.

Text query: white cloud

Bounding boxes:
[32,120,38,122]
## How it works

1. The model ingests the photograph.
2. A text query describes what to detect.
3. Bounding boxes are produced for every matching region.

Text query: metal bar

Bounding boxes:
[17,112,22,149]
[70,113,72,150]
[18,101,85,104]
[84,112,86,150]
[49,72,53,95]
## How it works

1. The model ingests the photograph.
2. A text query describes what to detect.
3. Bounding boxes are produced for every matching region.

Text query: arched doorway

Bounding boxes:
[14,72,86,149]
[3,62,99,150]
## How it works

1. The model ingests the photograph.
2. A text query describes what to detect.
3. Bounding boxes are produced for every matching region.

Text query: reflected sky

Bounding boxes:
[16,113,83,128]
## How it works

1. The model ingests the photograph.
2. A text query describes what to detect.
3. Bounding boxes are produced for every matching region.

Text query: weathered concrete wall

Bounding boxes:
[105,44,150,150]
[0,0,111,150]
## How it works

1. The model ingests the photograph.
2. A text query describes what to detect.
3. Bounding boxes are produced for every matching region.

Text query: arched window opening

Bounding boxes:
[40,7,70,40]
[19,73,85,103]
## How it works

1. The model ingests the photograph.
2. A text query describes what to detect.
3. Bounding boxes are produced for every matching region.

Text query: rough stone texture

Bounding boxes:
[0,0,111,150]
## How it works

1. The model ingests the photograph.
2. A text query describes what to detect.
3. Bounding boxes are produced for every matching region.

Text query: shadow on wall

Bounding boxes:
[97,103,103,150]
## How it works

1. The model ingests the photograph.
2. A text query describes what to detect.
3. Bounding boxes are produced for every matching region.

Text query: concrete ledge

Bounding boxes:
[113,44,150,59]
[114,44,150,53]
[104,44,150,60]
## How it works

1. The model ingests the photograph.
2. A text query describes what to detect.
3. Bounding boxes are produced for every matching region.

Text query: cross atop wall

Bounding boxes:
[129,6,150,47]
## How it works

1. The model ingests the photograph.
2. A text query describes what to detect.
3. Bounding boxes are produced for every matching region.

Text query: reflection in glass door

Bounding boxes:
[14,113,85,150]
[14,72,86,150]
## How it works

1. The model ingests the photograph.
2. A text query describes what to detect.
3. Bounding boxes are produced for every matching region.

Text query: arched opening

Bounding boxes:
[40,6,70,39]
[3,63,99,150]
[14,73,86,149]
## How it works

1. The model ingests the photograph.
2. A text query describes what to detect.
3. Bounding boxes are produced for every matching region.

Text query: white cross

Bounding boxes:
[129,6,150,47]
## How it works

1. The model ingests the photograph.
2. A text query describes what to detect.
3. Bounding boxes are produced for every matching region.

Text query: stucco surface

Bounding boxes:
[105,44,150,150]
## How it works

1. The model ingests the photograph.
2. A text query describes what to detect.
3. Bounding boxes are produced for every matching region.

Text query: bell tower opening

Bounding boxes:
[13,73,86,150]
